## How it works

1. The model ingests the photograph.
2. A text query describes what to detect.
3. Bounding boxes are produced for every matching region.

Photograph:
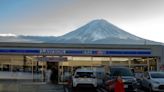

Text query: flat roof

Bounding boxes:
[0,42,162,49]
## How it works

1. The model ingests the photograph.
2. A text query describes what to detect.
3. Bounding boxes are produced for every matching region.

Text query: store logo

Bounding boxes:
[96,50,104,55]
[40,49,65,55]
[84,50,92,55]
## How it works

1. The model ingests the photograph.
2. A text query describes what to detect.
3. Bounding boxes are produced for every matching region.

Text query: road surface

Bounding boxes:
[64,86,145,92]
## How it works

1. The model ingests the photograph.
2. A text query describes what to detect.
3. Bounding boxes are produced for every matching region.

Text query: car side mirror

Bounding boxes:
[147,76,150,79]
[92,76,96,78]
[75,75,79,78]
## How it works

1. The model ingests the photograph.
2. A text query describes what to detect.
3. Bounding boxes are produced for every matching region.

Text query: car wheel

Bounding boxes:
[72,87,76,92]
[140,83,144,90]
[149,85,153,92]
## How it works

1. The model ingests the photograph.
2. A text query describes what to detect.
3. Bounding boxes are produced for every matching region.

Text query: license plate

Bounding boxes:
[124,85,128,88]
[79,78,84,81]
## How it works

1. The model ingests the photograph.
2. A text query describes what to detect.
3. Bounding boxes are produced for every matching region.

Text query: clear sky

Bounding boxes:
[0,0,164,43]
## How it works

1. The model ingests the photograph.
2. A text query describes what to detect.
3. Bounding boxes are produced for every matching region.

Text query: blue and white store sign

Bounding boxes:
[0,48,151,56]
[0,48,40,54]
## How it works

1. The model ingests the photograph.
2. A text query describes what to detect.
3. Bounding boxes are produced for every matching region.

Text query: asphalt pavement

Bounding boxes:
[0,79,145,92]
[0,80,64,92]
[64,86,145,92]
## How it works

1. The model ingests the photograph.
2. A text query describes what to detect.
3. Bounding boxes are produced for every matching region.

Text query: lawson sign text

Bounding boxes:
[0,48,151,56]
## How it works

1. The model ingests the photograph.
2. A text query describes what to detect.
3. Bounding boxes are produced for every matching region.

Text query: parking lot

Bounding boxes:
[0,80,64,92]
[64,86,145,92]
[0,79,148,92]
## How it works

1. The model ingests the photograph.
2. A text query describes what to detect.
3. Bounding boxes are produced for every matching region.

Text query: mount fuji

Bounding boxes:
[0,19,162,45]
[51,19,161,44]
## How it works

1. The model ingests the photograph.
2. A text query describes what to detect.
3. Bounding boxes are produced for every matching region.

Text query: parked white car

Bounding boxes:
[72,68,97,88]
[141,71,164,92]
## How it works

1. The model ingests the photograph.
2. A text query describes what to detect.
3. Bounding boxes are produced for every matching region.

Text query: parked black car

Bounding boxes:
[104,67,138,92]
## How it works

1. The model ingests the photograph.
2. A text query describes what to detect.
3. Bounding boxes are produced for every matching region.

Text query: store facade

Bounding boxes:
[0,42,163,83]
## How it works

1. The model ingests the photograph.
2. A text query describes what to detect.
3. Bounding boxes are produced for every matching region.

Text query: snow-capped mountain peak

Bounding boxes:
[0,19,162,45]
[59,19,141,42]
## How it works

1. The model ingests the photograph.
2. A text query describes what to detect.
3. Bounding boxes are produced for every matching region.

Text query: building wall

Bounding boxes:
[0,42,163,70]
[160,46,164,70]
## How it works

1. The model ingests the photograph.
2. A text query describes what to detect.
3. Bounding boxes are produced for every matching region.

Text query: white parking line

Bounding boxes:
[96,89,102,92]
[100,88,108,92]
[96,88,108,92]
[64,86,69,92]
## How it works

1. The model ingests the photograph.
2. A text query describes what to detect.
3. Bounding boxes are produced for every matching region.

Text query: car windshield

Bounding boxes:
[110,68,134,76]
[151,73,164,78]
[76,72,94,78]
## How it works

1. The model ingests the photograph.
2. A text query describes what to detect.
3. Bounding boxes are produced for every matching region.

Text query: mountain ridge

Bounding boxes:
[0,19,163,45]
[52,19,161,45]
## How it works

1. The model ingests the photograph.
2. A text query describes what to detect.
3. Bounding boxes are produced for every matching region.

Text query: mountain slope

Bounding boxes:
[53,19,160,44]
[60,19,141,41]
[0,19,162,45]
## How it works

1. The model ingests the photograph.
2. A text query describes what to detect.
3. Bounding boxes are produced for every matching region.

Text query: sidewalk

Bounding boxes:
[0,80,64,92]
[0,71,42,80]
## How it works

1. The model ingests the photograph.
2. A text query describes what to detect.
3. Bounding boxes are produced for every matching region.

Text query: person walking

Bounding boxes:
[114,75,125,92]
[46,68,52,83]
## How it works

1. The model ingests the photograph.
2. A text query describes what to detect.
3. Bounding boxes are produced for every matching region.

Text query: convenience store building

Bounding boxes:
[0,42,164,83]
